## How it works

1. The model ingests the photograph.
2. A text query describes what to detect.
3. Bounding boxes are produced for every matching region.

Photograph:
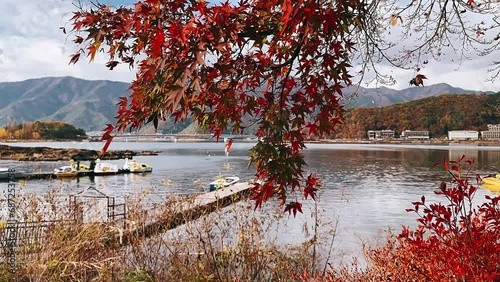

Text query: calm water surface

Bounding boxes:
[1,141,500,257]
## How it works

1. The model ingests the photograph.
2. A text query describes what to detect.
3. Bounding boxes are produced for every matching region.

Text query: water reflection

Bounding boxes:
[296,145,499,258]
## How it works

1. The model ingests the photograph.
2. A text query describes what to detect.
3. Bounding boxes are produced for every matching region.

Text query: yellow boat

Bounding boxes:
[54,166,78,178]
[139,163,153,173]
[123,158,149,173]
[70,159,91,171]
[481,174,500,192]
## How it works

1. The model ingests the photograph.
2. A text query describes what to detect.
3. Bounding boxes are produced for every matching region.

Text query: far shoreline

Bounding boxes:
[2,138,499,146]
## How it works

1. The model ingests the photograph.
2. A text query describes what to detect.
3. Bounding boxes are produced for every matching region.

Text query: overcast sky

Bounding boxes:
[0,0,499,92]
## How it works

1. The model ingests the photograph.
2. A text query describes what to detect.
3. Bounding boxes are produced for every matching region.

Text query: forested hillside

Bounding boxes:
[335,93,500,139]
[0,121,86,140]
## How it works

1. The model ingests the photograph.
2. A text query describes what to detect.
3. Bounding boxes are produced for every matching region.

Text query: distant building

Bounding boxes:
[401,130,430,140]
[367,130,395,140]
[481,124,500,140]
[448,130,479,141]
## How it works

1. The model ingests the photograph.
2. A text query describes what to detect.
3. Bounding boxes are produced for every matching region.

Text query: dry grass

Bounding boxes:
[0,185,341,281]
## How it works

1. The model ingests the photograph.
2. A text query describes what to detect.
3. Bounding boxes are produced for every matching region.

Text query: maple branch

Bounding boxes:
[279,58,294,135]
[270,39,304,71]
[237,28,275,39]
[274,26,307,142]
[353,0,500,84]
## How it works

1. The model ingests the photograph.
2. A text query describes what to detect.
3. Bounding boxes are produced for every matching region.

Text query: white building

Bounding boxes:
[481,124,500,140]
[448,130,479,141]
[367,130,395,140]
[401,130,430,140]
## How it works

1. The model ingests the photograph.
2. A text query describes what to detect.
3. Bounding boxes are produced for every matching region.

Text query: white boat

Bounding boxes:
[93,159,119,175]
[122,158,146,173]
[209,176,240,192]
[54,166,78,178]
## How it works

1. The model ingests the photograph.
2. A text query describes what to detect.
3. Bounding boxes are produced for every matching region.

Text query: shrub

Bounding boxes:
[328,155,500,281]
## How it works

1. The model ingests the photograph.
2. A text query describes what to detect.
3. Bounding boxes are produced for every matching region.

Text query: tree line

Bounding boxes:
[333,93,500,139]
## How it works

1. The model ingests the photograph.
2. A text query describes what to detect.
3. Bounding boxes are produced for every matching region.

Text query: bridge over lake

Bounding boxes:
[87,133,257,142]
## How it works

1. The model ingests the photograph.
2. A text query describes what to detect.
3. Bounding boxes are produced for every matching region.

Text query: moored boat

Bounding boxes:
[482,174,500,185]
[70,159,91,172]
[54,166,78,178]
[123,158,147,173]
[482,182,500,192]
[93,159,119,175]
[209,176,240,192]
[481,174,500,192]
[139,163,153,173]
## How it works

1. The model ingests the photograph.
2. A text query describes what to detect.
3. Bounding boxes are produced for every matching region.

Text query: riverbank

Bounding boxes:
[0,144,159,161]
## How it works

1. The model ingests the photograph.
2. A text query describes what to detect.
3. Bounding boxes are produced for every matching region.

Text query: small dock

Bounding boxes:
[0,169,148,182]
[0,171,56,181]
[117,182,252,246]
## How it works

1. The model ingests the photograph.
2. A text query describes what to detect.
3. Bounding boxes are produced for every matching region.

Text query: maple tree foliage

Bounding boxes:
[68,0,499,213]
[68,0,358,213]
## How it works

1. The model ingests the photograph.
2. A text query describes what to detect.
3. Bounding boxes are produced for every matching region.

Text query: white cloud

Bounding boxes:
[0,0,499,92]
[0,0,135,83]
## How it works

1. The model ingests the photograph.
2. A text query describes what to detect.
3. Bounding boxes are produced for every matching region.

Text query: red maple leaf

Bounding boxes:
[224,139,234,155]
[284,201,303,217]
[152,29,165,57]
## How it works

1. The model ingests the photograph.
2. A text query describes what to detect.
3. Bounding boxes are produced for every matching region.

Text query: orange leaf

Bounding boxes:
[390,15,398,26]
[87,41,102,62]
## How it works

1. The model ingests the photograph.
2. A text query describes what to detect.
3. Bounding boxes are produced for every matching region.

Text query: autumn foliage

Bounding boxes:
[0,121,86,140]
[355,156,500,281]
[336,93,500,139]
[68,0,361,212]
[284,156,500,281]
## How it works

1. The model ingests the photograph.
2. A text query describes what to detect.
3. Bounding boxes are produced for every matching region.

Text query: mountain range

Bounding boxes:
[0,76,495,132]
[341,84,495,108]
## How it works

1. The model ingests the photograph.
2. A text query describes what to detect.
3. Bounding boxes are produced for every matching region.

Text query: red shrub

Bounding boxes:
[364,156,500,281]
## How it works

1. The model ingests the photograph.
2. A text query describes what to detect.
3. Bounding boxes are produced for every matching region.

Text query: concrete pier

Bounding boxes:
[0,171,56,181]
[0,180,252,251]
[117,182,252,246]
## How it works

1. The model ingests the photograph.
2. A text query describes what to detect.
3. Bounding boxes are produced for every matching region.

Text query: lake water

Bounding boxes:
[1,141,500,259]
